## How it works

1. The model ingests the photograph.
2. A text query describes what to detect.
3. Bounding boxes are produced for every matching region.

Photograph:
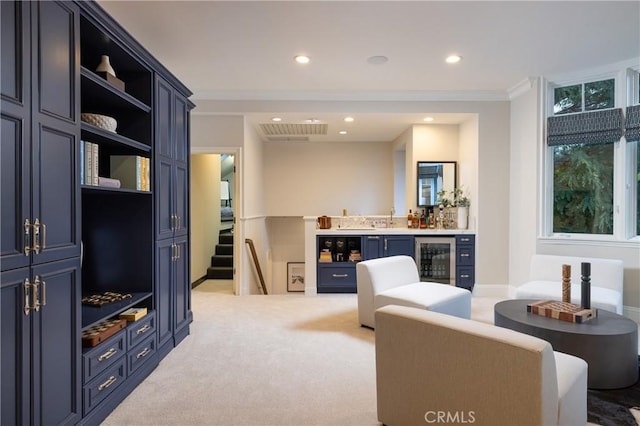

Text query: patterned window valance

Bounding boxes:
[625,105,640,142]
[547,108,624,146]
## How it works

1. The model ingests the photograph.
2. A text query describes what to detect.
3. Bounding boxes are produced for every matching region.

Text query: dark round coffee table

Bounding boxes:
[494,299,638,389]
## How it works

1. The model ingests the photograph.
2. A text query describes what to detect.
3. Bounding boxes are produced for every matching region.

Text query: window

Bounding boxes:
[547,71,640,240]
[552,143,613,234]
[553,79,615,115]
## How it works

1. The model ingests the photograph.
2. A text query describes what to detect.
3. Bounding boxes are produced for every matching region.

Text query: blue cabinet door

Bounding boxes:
[1,0,31,272]
[363,235,414,259]
[173,236,191,344]
[384,235,414,257]
[32,258,81,426]
[1,258,81,426]
[155,239,174,358]
[1,0,80,272]
[1,267,31,426]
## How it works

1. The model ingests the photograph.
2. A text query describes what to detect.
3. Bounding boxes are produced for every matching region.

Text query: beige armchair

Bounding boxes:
[375,305,587,426]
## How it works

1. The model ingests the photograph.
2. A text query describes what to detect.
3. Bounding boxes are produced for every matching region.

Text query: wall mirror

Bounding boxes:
[417,161,457,207]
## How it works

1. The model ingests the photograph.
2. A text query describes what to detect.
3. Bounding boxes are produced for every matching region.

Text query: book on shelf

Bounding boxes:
[97,176,121,188]
[81,141,99,186]
[110,155,150,191]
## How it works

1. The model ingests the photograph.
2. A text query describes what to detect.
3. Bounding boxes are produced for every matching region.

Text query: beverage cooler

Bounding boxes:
[415,237,456,285]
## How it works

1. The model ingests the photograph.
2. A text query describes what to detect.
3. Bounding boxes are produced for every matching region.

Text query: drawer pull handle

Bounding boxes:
[460,253,470,257]
[98,348,117,362]
[460,238,470,242]
[98,375,117,391]
[332,274,348,278]
[136,324,151,335]
[368,236,380,240]
[136,347,151,359]
[461,274,470,278]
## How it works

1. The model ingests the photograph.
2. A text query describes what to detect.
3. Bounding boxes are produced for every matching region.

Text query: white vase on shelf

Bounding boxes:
[96,55,116,77]
[457,206,468,229]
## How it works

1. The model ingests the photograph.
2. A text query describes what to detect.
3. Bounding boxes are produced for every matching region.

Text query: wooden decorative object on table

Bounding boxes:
[527,300,596,323]
[562,264,571,303]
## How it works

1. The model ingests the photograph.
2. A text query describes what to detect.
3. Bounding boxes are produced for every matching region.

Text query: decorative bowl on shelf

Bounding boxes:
[81,113,117,132]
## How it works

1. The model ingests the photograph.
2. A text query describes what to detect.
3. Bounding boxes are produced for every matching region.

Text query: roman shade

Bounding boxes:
[547,108,624,146]
[625,105,640,142]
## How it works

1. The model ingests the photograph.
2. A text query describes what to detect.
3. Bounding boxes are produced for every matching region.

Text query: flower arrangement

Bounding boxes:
[437,187,470,207]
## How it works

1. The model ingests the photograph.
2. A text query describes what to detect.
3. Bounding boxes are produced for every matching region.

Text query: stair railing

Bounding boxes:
[245,239,268,294]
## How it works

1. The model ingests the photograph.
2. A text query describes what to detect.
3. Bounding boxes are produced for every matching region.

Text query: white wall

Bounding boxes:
[190,154,220,281]
[267,217,306,294]
[240,119,270,295]
[263,141,394,216]
[408,124,460,213]
[508,79,540,294]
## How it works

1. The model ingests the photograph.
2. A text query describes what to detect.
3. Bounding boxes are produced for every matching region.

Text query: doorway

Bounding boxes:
[190,149,238,294]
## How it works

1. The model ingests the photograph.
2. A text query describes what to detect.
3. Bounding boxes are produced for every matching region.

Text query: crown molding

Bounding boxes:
[190,89,510,103]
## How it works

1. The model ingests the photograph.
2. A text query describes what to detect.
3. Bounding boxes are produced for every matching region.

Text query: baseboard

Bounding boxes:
[191,275,208,289]
[472,284,509,298]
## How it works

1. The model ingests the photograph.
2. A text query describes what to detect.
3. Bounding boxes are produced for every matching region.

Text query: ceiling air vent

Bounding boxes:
[259,123,328,136]
[266,136,309,142]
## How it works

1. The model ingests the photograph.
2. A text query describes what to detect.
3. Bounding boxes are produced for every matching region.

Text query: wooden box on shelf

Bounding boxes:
[119,307,147,322]
[82,318,128,347]
[96,71,125,91]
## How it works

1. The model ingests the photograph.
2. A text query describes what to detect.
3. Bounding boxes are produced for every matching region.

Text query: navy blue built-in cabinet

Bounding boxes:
[1,1,193,424]
[155,75,193,359]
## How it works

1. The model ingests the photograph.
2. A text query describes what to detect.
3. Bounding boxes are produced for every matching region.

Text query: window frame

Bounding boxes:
[542,65,639,245]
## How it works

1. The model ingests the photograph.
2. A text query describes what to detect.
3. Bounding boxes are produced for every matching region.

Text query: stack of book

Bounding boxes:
[110,155,151,191]
[319,250,333,263]
[80,140,99,186]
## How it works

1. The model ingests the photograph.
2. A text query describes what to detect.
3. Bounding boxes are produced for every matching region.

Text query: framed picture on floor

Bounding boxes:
[287,262,305,292]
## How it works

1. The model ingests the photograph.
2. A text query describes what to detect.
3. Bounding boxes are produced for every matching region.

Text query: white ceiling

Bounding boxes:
[98,1,640,143]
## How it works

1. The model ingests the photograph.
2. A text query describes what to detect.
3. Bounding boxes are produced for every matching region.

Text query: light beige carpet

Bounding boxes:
[101,283,501,426]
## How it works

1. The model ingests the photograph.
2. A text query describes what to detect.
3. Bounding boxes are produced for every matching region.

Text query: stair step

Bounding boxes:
[211,254,233,267]
[215,244,233,255]
[219,234,233,245]
[207,266,233,279]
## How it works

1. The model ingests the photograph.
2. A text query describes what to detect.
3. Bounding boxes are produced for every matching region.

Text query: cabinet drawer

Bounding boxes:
[456,236,474,245]
[318,265,357,293]
[456,246,474,266]
[83,356,126,415]
[82,329,127,384]
[127,334,156,375]
[126,311,156,348]
[456,266,475,290]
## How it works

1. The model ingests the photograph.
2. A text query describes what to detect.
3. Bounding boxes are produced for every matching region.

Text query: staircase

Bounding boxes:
[207,231,233,279]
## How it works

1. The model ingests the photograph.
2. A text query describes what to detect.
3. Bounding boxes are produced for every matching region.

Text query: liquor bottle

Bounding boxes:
[407,209,413,228]
[412,211,420,229]
[419,209,427,229]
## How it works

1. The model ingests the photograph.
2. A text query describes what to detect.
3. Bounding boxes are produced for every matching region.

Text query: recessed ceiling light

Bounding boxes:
[305,118,320,123]
[445,54,462,64]
[423,117,434,122]
[344,116,354,122]
[339,131,347,135]
[294,55,310,64]
[367,55,388,65]
[271,117,282,122]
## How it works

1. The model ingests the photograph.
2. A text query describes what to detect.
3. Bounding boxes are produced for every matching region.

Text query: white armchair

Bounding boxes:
[514,254,624,314]
[356,255,470,328]
[375,305,588,426]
